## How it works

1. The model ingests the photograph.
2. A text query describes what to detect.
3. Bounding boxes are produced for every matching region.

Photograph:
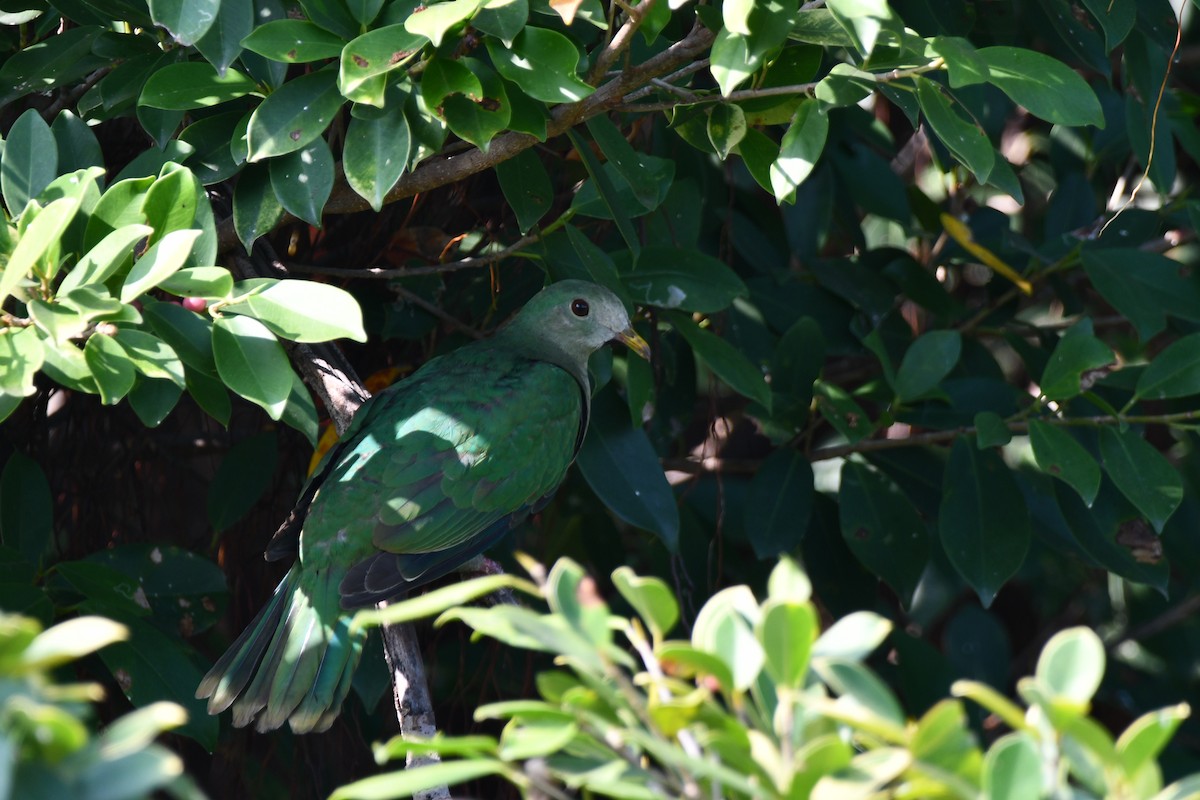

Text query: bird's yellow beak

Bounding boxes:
[616,327,651,360]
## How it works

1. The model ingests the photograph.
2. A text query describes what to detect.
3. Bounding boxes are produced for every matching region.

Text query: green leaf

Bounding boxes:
[1029,420,1101,506]
[2,108,57,217]
[1036,626,1104,710]
[927,36,989,88]
[186,368,232,425]
[1039,327,1115,401]
[330,760,504,800]
[207,431,278,531]
[1116,703,1190,776]
[0,451,53,564]
[113,329,186,386]
[230,279,367,342]
[692,585,764,690]
[914,76,994,185]
[893,329,962,402]
[232,163,283,248]
[241,20,347,63]
[669,312,771,410]
[21,615,128,669]
[246,68,344,161]
[149,0,220,45]
[473,0,527,46]
[706,103,746,161]
[494,149,552,234]
[159,266,234,299]
[196,0,253,73]
[1135,332,1200,400]
[814,380,874,443]
[983,733,1043,800]
[939,438,1031,607]
[1098,426,1182,534]
[339,26,426,105]
[81,175,154,253]
[84,332,137,405]
[744,448,813,558]
[623,246,748,313]
[769,100,828,204]
[269,137,334,227]
[757,599,817,689]
[120,229,202,303]
[1079,0,1136,52]
[974,411,1012,449]
[584,115,666,213]
[976,46,1104,127]
[346,0,382,25]
[487,27,593,104]
[708,0,795,96]
[422,57,510,151]
[404,0,485,47]
[576,388,679,552]
[826,0,901,55]
[59,224,154,295]
[0,197,81,307]
[814,657,906,727]
[839,462,928,607]
[611,566,679,641]
[212,314,295,419]
[128,377,183,427]
[344,103,412,212]
[138,62,257,109]
[27,300,88,344]
[143,299,216,373]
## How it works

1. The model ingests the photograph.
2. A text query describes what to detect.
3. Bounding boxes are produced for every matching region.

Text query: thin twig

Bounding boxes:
[394,285,485,339]
[287,230,543,279]
[589,0,660,83]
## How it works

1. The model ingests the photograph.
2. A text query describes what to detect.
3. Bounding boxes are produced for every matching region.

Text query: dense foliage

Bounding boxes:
[1,0,1199,796]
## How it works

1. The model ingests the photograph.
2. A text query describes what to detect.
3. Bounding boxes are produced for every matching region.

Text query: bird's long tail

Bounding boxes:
[196,566,365,734]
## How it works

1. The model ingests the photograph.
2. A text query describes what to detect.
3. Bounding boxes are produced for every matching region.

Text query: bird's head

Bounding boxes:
[507,280,651,363]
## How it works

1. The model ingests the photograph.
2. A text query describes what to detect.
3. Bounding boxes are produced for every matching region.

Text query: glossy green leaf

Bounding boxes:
[246,68,344,161]
[826,0,901,55]
[149,0,220,45]
[339,26,426,105]
[0,331,42,400]
[139,62,257,109]
[268,137,334,227]
[744,448,813,558]
[344,103,411,212]
[159,266,234,299]
[143,299,216,373]
[487,27,593,104]
[2,108,57,217]
[232,163,283,248]
[195,0,252,73]
[757,599,817,689]
[839,462,928,607]
[421,57,510,151]
[473,0,527,46]
[0,26,106,108]
[1135,332,1200,400]
[894,329,961,402]
[120,229,202,303]
[1079,0,1136,52]
[576,389,679,552]
[207,431,278,531]
[81,175,153,253]
[1116,703,1190,777]
[27,300,87,344]
[21,615,128,669]
[1098,426,1182,534]
[983,733,1042,800]
[770,100,828,204]
[240,20,346,63]
[709,0,795,96]
[492,152,550,243]
[330,760,503,800]
[974,411,1012,449]
[229,279,367,342]
[914,75,994,184]
[1039,328,1115,401]
[404,0,485,46]
[0,451,53,564]
[669,312,771,410]
[186,368,232,425]
[84,333,137,405]
[939,438,1031,607]
[623,247,747,313]
[143,164,201,241]
[0,197,80,307]
[706,103,746,161]
[297,0,359,38]
[927,36,989,88]
[611,567,678,641]
[59,224,153,295]
[692,585,763,690]
[584,115,666,212]
[212,314,294,419]
[128,377,183,427]
[976,46,1104,127]
[1029,419,1101,507]
[1082,248,1200,340]
[113,329,185,387]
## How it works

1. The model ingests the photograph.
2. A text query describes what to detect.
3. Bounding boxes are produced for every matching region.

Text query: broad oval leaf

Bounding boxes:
[494,149,551,235]
[120,229,203,303]
[669,312,771,410]
[486,27,593,104]
[344,103,412,212]
[983,733,1042,800]
[113,329,186,387]
[339,25,426,104]
[624,247,747,313]
[838,461,928,607]
[150,0,220,45]
[770,100,829,204]
[914,76,994,185]
[232,163,283,249]
[1035,626,1104,708]
[139,62,258,110]
[976,46,1104,127]
[893,329,962,402]
[1028,420,1100,507]
[0,197,81,306]
[692,585,763,690]
[1081,248,1200,340]
[1039,327,1115,402]
[2,108,58,217]
[83,333,137,405]
[404,0,485,47]
[212,314,294,419]
[230,279,367,342]
[240,19,346,63]
[246,68,344,161]
[611,566,679,641]
[744,448,813,558]
[757,600,817,690]
[1135,332,1200,400]
[268,137,334,227]
[59,224,154,295]
[1098,426,1182,534]
[938,438,1031,607]
[576,388,679,552]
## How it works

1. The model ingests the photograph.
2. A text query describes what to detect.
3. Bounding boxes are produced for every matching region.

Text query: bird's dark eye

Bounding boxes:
[571,298,590,317]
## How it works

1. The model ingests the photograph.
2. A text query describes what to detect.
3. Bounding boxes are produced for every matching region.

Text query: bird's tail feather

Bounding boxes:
[196,567,364,734]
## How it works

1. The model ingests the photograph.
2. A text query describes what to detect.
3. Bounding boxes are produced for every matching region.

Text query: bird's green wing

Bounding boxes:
[297,347,584,605]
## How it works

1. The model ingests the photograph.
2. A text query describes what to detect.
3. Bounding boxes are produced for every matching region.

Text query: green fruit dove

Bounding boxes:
[197,280,650,733]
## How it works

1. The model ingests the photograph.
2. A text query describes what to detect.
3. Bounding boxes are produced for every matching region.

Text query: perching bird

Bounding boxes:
[197,280,650,733]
